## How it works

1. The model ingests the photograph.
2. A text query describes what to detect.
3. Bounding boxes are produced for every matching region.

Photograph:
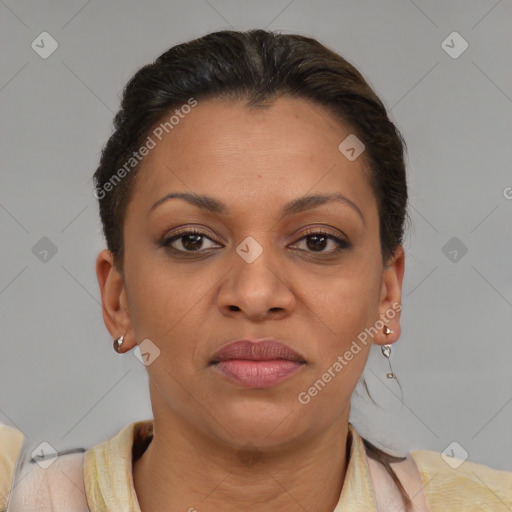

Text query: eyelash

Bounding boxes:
[161,227,351,255]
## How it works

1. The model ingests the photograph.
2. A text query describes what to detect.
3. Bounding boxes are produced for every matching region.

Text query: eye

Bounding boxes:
[161,227,351,255]
[161,228,221,253]
[290,229,351,254]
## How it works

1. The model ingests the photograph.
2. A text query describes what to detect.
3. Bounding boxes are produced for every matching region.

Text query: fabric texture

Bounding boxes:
[82,420,512,511]
[410,448,512,510]
[6,419,512,511]
[8,451,88,512]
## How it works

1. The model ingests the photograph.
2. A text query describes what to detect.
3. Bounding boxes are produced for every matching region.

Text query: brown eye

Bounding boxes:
[291,230,351,254]
[162,229,221,253]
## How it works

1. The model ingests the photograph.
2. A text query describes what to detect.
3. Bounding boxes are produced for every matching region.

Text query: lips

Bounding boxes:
[209,339,306,364]
[209,338,306,388]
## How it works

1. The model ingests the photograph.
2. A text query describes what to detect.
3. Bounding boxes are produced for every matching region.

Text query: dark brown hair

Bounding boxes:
[93,29,411,510]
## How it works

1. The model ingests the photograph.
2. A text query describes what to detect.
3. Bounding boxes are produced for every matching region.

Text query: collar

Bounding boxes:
[83,420,378,512]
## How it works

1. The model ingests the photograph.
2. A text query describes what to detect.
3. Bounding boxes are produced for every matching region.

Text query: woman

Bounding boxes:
[8,29,512,512]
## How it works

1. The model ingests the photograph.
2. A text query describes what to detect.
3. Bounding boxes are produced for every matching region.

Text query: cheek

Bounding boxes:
[302,289,374,411]
[124,253,216,359]
[123,250,180,338]
[306,269,381,346]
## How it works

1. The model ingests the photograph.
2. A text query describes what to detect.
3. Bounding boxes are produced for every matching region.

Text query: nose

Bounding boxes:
[217,241,296,320]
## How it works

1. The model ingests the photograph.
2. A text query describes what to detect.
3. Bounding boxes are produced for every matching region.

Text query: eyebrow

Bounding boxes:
[149,191,365,225]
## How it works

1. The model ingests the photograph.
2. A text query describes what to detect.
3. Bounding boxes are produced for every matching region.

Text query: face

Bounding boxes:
[97,96,404,449]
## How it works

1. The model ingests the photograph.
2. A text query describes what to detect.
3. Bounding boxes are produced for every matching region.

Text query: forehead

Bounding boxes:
[127,96,376,222]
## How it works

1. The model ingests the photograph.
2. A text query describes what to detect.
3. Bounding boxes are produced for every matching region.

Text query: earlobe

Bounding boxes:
[375,246,405,346]
[96,249,135,351]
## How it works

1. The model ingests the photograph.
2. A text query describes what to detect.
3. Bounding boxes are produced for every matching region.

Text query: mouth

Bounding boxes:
[209,339,306,388]
[209,338,306,364]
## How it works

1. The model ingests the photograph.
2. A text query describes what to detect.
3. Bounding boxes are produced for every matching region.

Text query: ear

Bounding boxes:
[96,249,136,352]
[373,245,405,346]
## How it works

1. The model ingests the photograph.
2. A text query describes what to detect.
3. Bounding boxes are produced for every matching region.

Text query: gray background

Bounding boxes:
[1,0,511,473]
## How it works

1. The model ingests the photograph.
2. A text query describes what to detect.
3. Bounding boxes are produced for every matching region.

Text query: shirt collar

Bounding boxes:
[84,420,377,512]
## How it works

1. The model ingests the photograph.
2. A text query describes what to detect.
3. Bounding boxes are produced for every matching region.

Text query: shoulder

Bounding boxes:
[8,452,89,512]
[411,448,512,510]
[5,421,151,512]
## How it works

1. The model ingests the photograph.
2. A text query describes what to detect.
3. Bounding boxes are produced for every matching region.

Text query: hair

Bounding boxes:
[93,29,411,510]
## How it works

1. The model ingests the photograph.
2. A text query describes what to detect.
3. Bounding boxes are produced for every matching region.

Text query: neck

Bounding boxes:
[133,411,351,512]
